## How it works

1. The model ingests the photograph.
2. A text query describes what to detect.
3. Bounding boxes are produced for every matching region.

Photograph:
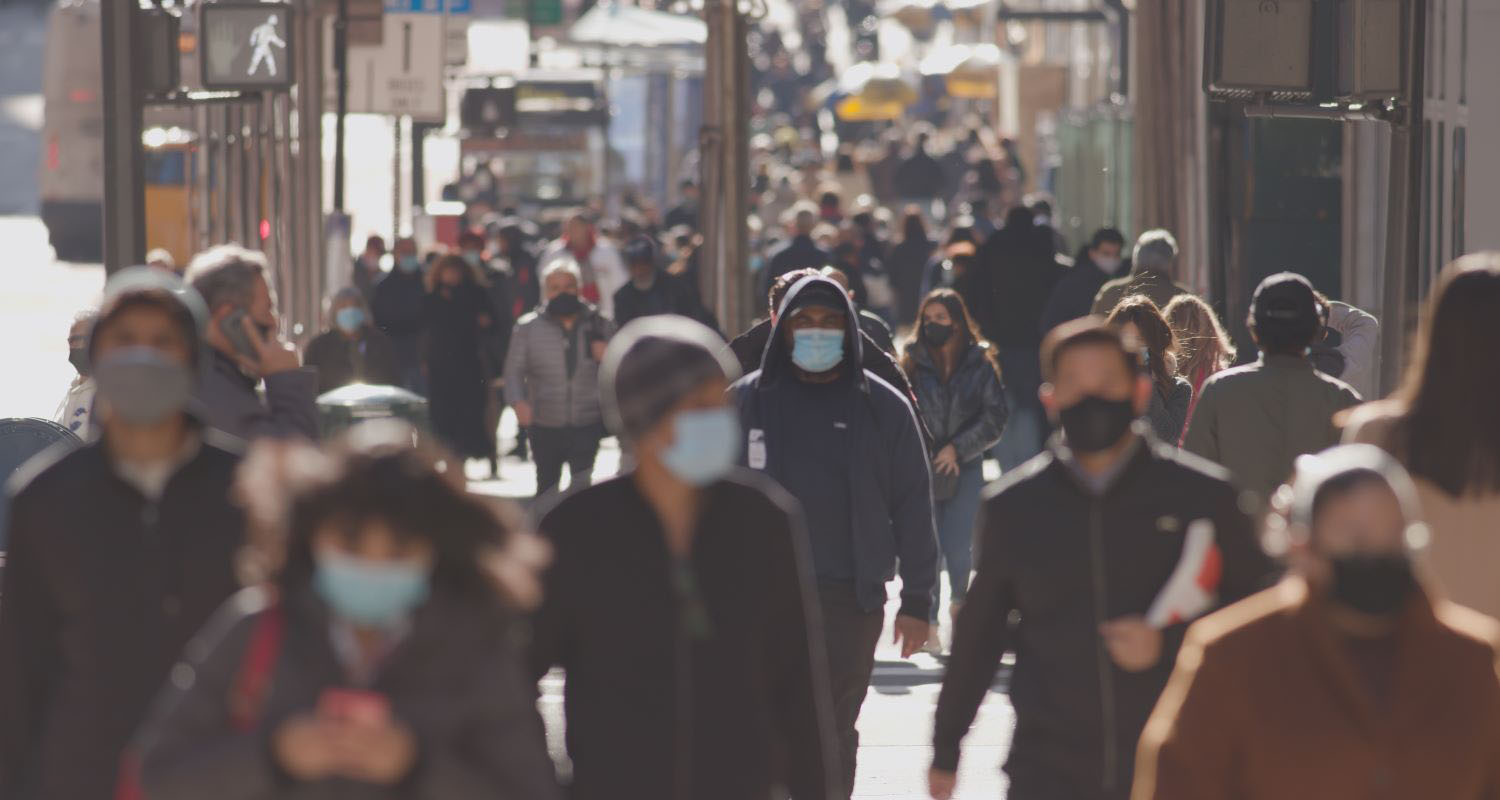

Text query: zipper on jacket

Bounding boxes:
[1087,502,1118,792]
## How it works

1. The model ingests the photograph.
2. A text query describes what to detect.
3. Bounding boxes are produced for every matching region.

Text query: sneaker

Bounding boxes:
[921,625,944,656]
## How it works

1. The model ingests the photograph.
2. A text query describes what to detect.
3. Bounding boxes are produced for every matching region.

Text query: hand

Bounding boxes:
[329,719,418,785]
[513,401,533,427]
[928,768,957,799]
[933,444,960,477]
[589,339,608,363]
[892,614,930,659]
[477,313,493,329]
[243,316,301,376]
[272,715,344,781]
[1100,615,1163,672]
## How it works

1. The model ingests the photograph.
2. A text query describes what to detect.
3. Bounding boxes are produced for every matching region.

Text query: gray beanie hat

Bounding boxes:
[599,315,741,442]
[1288,444,1429,550]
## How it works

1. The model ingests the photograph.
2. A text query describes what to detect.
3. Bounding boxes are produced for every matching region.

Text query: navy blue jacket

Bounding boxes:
[730,276,938,619]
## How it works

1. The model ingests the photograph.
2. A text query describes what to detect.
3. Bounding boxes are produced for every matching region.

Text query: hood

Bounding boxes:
[759,274,865,387]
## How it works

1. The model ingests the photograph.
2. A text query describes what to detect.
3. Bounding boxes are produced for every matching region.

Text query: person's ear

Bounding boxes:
[1039,382,1058,419]
[1133,374,1152,415]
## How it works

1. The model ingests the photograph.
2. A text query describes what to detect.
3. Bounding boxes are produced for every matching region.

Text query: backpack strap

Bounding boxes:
[228,603,285,732]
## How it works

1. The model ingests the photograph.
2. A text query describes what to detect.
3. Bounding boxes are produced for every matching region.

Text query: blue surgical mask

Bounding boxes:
[462,251,482,268]
[334,306,366,333]
[791,328,845,373]
[314,551,431,629]
[397,255,422,273]
[661,407,741,487]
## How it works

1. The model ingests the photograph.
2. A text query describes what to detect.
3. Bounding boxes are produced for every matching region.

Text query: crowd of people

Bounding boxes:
[9,16,1500,792]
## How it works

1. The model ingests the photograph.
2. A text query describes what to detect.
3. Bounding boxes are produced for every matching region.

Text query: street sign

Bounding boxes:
[200,2,296,91]
[326,12,447,121]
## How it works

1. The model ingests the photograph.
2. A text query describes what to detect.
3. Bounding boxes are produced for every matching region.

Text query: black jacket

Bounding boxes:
[0,434,245,800]
[1038,251,1122,337]
[905,342,1008,464]
[532,473,839,800]
[136,586,560,800]
[304,328,402,391]
[371,270,429,339]
[612,272,719,332]
[972,227,1066,347]
[893,151,945,199]
[761,235,833,297]
[729,276,938,618]
[932,433,1276,799]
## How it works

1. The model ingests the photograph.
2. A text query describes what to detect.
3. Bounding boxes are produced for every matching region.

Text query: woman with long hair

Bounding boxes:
[1342,254,1500,619]
[134,422,559,798]
[1107,295,1194,442]
[1163,294,1237,440]
[901,289,1008,650]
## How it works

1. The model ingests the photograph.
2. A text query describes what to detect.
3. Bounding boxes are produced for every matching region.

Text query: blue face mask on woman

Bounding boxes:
[397,255,422,273]
[790,328,845,373]
[661,407,741,487]
[314,551,431,629]
[335,306,366,333]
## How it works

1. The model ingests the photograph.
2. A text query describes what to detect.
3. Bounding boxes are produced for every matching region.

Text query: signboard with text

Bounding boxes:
[325,12,447,121]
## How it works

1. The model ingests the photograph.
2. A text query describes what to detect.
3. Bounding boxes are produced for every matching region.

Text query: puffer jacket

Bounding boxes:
[503,305,615,428]
[905,342,1008,464]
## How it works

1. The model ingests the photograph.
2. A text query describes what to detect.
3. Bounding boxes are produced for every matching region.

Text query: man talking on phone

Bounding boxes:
[186,245,320,440]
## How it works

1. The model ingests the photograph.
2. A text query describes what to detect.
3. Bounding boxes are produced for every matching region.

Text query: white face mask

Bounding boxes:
[1093,254,1122,272]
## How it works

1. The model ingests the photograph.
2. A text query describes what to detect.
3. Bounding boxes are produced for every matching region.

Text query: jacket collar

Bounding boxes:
[1047,424,1154,497]
[1260,353,1314,371]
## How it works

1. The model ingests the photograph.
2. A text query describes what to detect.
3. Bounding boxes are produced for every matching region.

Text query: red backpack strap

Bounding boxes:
[228,603,285,732]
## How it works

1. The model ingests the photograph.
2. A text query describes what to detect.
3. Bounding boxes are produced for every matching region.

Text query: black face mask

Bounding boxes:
[921,322,954,348]
[548,292,583,317]
[69,347,91,377]
[1329,554,1416,617]
[1057,395,1136,453]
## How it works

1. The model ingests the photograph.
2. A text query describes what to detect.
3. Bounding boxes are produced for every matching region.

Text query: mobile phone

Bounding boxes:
[220,309,259,361]
[317,688,390,725]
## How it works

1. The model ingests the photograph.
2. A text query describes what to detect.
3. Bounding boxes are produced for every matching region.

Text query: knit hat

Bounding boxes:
[599,316,741,442]
[1288,444,1429,550]
[89,266,209,372]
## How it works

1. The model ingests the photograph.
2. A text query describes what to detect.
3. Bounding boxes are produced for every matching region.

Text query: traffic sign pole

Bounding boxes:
[100,0,146,274]
[334,0,351,211]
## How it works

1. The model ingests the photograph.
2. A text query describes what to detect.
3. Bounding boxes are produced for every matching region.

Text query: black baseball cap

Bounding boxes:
[621,235,657,267]
[1251,272,1321,329]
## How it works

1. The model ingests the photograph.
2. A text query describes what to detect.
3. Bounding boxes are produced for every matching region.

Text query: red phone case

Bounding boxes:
[317,688,391,725]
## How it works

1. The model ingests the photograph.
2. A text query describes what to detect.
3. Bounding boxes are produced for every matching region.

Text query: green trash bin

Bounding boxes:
[316,383,431,439]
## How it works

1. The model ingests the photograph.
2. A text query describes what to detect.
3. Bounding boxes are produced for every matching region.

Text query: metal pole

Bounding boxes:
[412,122,429,212]
[100,0,146,273]
[393,116,404,240]
[333,0,350,211]
[700,0,751,334]
[1378,0,1426,393]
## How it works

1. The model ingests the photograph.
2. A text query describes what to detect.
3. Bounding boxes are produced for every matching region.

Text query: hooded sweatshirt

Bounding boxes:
[729,276,939,619]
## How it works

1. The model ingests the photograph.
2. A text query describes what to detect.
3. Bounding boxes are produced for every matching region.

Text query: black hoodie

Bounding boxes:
[729,276,939,619]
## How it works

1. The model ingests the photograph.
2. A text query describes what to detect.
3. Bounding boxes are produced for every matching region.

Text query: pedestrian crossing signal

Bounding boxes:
[200,2,296,91]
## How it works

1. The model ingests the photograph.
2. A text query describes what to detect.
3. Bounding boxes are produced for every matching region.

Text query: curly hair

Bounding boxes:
[1164,294,1236,386]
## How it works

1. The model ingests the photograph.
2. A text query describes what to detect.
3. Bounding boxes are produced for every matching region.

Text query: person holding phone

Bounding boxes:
[133,421,560,799]
[186,244,320,441]
[900,288,1007,653]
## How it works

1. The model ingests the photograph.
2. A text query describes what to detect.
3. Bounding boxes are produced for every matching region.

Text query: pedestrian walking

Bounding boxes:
[730,274,938,798]
[893,130,945,207]
[1107,296,1194,443]
[0,268,246,799]
[53,308,98,440]
[539,215,627,320]
[1040,227,1126,337]
[1162,294,1236,442]
[762,202,836,298]
[1133,444,1500,800]
[422,254,492,463]
[503,259,614,498]
[187,245,320,440]
[1183,272,1362,511]
[351,234,386,303]
[1313,289,1381,399]
[370,237,429,395]
[304,287,400,391]
[132,422,561,800]
[532,316,840,800]
[613,235,716,330]
[1342,254,1500,620]
[972,205,1065,471]
[1091,230,1194,317]
[728,268,921,417]
[889,208,936,326]
[929,318,1275,800]
[901,289,1007,651]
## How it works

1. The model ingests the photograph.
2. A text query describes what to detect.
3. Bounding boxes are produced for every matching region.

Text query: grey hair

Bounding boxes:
[185,244,271,310]
[1132,229,1179,274]
[541,257,582,284]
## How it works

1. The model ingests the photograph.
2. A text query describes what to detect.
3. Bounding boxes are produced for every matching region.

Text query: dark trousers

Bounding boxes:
[818,584,885,799]
[531,424,602,497]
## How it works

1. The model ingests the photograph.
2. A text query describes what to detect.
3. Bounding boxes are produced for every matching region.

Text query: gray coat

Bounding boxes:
[503,307,614,428]
[194,351,320,441]
[135,586,561,800]
[1146,375,1194,444]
